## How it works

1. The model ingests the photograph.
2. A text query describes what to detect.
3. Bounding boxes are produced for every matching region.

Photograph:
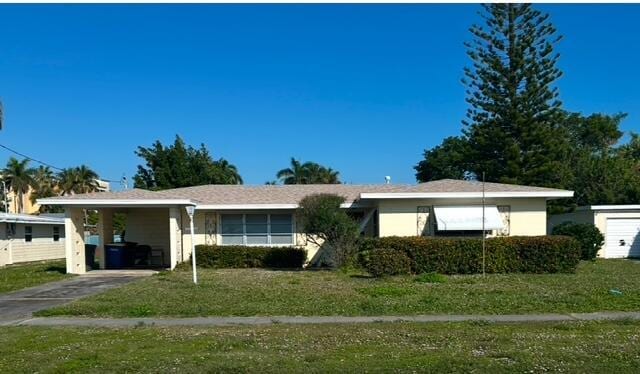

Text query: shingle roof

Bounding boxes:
[38,179,572,206]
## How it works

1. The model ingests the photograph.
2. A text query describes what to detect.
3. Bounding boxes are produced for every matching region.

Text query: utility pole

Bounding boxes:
[482,172,486,277]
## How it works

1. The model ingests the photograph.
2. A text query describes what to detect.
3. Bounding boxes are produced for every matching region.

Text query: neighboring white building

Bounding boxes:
[549,205,640,258]
[96,179,110,192]
[0,213,66,267]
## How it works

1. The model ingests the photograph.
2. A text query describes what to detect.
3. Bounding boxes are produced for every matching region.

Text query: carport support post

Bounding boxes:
[97,208,113,270]
[64,207,87,274]
[186,205,197,284]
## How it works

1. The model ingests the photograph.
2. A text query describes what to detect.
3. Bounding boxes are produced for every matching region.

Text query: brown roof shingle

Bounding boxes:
[40,179,571,206]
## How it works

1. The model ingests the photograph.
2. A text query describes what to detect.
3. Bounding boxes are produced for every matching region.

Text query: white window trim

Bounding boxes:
[220,213,295,246]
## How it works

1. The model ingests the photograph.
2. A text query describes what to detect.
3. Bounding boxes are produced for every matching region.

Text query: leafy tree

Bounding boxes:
[133,135,242,190]
[2,157,35,213]
[276,158,341,184]
[415,136,470,182]
[564,112,625,155]
[298,193,359,268]
[58,165,99,195]
[555,112,640,210]
[462,4,571,187]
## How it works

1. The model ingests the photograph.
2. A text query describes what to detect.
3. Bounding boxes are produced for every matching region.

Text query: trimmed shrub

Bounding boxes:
[360,236,581,276]
[552,222,604,260]
[194,245,307,269]
[361,248,412,277]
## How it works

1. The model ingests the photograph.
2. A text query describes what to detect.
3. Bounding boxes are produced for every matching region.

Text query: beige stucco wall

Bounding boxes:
[377,197,549,237]
[0,223,65,266]
[547,210,595,233]
[125,208,171,264]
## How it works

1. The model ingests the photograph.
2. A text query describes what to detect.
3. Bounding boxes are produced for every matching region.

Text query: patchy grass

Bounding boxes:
[415,272,448,284]
[0,260,69,294]
[38,260,640,317]
[1,321,640,372]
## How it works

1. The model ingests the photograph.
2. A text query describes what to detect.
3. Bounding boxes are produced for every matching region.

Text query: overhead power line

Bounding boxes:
[0,143,64,171]
[0,143,120,183]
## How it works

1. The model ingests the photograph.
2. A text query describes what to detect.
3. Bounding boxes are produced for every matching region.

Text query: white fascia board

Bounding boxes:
[195,202,361,210]
[581,205,640,211]
[36,198,197,206]
[196,204,299,210]
[360,191,574,199]
[0,219,64,225]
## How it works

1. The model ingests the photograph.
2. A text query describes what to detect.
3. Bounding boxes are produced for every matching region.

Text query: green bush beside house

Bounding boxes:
[360,236,581,277]
[194,245,306,269]
[552,222,605,260]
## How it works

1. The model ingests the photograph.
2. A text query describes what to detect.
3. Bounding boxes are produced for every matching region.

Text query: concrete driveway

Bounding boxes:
[0,271,152,325]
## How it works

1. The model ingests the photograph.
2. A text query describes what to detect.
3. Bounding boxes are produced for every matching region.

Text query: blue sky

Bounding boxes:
[0,4,639,189]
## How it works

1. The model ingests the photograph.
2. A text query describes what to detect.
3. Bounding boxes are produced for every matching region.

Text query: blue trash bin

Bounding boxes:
[105,244,125,269]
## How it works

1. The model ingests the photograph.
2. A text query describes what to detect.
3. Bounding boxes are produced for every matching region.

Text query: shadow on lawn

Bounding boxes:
[44,265,66,274]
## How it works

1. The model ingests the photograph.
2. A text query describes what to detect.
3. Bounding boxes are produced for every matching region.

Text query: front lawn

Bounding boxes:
[0,260,69,294]
[1,321,640,372]
[38,260,640,317]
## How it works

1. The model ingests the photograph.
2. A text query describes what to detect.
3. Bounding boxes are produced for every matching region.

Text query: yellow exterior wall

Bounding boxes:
[378,197,549,237]
[180,210,207,261]
[6,187,40,214]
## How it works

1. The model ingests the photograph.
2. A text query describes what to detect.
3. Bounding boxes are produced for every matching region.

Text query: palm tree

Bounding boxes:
[318,167,340,184]
[216,158,243,184]
[2,157,35,213]
[277,158,309,184]
[58,165,99,195]
[276,158,341,184]
[30,166,58,212]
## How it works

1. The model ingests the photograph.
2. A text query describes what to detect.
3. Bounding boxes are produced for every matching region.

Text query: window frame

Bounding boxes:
[25,225,33,242]
[220,213,294,246]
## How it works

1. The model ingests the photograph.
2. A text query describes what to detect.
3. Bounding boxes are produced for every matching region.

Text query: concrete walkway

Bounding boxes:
[8,311,640,328]
[0,271,152,326]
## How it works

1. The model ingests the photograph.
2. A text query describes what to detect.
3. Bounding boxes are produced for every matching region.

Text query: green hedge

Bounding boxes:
[361,248,412,277]
[359,236,581,276]
[194,245,307,269]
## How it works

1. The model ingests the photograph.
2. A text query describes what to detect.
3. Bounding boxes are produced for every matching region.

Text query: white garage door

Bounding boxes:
[605,218,640,258]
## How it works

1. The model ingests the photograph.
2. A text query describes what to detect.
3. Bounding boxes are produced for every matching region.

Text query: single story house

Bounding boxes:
[0,213,66,267]
[549,205,640,258]
[38,179,573,274]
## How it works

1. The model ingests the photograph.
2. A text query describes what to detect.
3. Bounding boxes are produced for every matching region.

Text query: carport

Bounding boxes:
[38,191,196,274]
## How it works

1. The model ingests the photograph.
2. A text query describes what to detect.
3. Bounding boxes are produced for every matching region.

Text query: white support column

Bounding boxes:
[169,207,180,270]
[97,208,113,270]
[64,207,86,274]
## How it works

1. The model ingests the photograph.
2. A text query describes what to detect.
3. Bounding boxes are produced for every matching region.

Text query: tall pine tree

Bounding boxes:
[463,4,570,187]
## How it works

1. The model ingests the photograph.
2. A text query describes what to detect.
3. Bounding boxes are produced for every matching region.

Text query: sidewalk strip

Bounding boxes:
[10,312,640,328]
